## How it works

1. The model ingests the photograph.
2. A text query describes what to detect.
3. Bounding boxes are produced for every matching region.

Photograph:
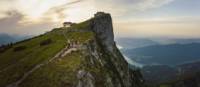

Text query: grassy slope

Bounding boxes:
[20,51,82,87]
[0,29,67,86]
[0,20,94,87]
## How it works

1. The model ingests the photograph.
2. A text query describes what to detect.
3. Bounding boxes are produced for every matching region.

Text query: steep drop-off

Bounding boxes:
[0,12,144,87]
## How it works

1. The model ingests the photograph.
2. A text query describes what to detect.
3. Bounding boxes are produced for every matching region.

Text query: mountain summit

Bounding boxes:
[0,12,144,87]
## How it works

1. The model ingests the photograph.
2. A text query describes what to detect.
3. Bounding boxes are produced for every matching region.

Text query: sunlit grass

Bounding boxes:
[0,19,94,87]
[19,51,82,87]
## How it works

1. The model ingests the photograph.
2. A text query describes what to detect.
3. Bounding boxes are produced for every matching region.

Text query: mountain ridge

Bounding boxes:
[0,12,144,87]
[124,43,200,65]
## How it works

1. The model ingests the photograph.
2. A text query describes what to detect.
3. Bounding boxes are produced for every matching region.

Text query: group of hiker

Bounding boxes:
[67,40,80,49]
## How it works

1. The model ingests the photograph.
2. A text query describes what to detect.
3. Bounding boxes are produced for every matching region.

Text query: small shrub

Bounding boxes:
[13,46,26,52]
[40,39,53,46]
[0,43,13,53]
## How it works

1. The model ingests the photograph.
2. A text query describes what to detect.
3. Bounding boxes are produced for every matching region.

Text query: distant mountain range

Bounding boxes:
[115,38,159,49]
[141,61,200,87]
[123,43,200,65]
[0,33,30,45]
[141,65,178,85]
[116,38,200,87]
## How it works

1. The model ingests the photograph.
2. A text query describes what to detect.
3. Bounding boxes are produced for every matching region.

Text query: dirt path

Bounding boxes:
[6,46,79,87]
[6,29,82,87]
[1,30,69,73]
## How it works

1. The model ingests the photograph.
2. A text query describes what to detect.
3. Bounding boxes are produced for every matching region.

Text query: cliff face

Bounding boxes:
[0,12,144,87]
[91,12,114,52]
[75,12,144,87]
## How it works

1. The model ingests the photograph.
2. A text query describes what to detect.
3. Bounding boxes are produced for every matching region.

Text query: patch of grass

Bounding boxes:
[70,19,91,30]
[19,51,82,87]
[40,38,53,46]
[66,31,94,43]
[13,46,27,52]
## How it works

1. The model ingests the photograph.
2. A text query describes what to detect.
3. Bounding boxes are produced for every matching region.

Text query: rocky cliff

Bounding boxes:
[91,12,114,52]
[0,12,144,87]
[85,12,145,87]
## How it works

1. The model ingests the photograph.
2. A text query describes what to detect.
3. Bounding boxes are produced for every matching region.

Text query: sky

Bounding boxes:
[0,0,200,38]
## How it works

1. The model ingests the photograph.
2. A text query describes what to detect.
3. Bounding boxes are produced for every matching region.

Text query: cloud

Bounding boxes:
[133,0,174,10]
[0,0,174,23]
[0,12,22,33]
[42,0,84,22]
[0,0,94,35]
[0,0,85,24]
[0,12,58,35]
[19,0,86,24]
[95,0,174,17]
[114,18,200,38]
